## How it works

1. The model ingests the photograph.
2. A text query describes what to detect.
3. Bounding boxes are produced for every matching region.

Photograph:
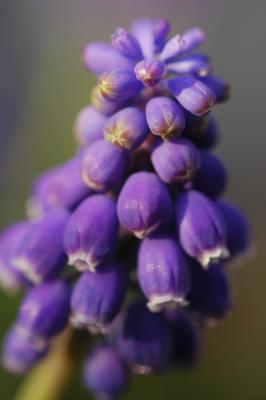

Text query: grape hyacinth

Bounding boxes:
[1,17,251,400]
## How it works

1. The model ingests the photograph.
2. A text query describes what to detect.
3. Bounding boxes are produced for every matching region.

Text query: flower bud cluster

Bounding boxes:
[0,17,250,399]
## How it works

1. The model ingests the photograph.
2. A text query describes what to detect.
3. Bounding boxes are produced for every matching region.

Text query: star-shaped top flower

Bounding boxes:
[83,18,230,121]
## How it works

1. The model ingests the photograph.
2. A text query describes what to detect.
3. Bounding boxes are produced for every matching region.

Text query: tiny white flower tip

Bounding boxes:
[70,313,108,335]
[198,247,229,268]
[147,294,188,313]
[68,252,98,272]
[11,257,42,284]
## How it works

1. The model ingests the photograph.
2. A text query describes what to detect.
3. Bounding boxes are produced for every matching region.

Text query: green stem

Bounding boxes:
[15,328,90,400]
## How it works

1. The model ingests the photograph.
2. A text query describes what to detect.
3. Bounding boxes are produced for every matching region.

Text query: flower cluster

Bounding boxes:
[1,18,250,399]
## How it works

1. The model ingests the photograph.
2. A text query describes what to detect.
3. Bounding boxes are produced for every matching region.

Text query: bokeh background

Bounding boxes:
[1,0,266,399]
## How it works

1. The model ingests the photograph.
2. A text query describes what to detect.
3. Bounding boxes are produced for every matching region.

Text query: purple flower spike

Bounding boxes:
[12,210,69,284]
[151,138,200,185]
[70,261,127,334]
[176,191,228,267]
[193,151,227,198]
[82,42,133,76]
[218,200,251,260]
[116,300,171,373]
[64,195,118,271]
[198,75,231,103]
[98,69,143,103]
[28,159,93,219]
[0,222,31,292]
[74,105,107,147]
[16,280,71,344]
[167,54,211,77]
[81,140,129,192]
[83,344,129,398]
[117,172,173,238]
[146,96,185,139]
[134,59,165,87]
[188,262,232,320]
[2,328,48,375]
[168,76,216,116]
[104,107,149,150]
[111,27,143,60]
[138,235,191,311]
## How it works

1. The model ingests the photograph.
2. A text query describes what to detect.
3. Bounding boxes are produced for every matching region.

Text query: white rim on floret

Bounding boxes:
[11,257,42,284]
[197,246,229,268]
[70,312,108,335]
[68,252,99,272]
[147,293,188,313]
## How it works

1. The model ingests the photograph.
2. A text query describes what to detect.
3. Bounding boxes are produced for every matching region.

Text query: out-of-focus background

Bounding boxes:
[0,0,265,399]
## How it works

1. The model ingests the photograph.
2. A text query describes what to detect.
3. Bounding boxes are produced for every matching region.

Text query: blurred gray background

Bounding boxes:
[0,0,266,399]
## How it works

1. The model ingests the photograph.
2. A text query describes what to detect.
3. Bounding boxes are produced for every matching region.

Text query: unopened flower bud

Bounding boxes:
[104,107,148,150]
[81,140,129,192]
[74,105,107,147]
[12,210,69,284]
[111,27,143,60]
[175,191,228,267]
[116,300,172,373]
[198,75,231,103]
[134,59,165,87]
[146,96,185,139]
[188,262,232,320]
[98,69,142,102]
[218,200,251,260]
[71,261,127,334]
[168,76,216,116]
[28,159,92,219]
[64,195,118,271]
[83,344,129,398]
[138,235,191,311]
[2,328,48,375]
[117,172,173,238]
[15,280,71,344]
[151,138,200,184]
[0,222,31,292]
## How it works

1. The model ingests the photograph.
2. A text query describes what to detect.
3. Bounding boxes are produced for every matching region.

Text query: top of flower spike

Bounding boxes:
[83,18,229,117]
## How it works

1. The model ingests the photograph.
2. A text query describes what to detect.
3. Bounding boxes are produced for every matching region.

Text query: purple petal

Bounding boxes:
[82,42,133,76]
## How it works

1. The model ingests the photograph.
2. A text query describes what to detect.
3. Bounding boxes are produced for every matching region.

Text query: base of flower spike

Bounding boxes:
[70,313,108,335]
[68,252,99,272]
[147,294,189,313]
[197,247,229,268]
[12,257,42,284]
